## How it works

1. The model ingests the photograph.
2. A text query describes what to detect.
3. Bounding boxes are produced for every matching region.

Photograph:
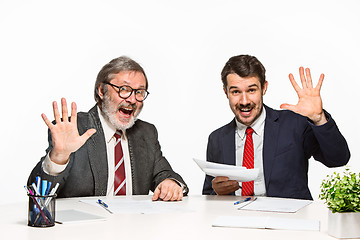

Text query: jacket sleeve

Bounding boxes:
[27,129,75,194]
[305,111,350,167]
[140,124,189,195]
[127,120,189,195]
[202,133,216,195]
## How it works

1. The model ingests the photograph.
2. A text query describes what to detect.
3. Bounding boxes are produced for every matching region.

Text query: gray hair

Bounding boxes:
[94,56,148,105]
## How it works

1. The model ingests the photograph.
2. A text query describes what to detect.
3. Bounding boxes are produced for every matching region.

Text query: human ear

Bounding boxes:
[223,86,229,99]
[98,85,104,100]
[262,81,268,95]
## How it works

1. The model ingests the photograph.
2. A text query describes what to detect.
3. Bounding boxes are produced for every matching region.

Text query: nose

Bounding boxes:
[125,91,137,104]
[239,93,250,105]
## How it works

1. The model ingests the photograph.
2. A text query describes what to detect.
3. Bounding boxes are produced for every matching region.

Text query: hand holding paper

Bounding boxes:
[194,158,260,195]
[211,176,240,195]
[193,158,259,182]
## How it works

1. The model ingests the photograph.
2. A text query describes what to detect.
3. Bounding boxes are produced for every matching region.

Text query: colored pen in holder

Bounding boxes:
[25,180,59,227]
[27,193,56,227]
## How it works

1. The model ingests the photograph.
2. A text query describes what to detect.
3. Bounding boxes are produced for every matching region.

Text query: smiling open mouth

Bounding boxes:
[235,103,256,116]
[119,107,134,116]
[240,107,252,113]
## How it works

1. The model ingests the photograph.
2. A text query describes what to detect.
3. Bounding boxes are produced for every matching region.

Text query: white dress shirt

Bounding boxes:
[42,106,133,196]
[98,107,133,196]
[234,106,266,196]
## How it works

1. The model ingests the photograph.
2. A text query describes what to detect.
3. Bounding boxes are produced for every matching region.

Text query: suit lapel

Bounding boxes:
[126,124,146,195]
[87,106,108,196]
[222,119,236,165]
[263,105,279,190]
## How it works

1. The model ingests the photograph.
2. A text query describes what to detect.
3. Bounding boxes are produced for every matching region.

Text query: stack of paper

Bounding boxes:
[193,158,259,182]
[212,216,320,231]
[238,197,312,212]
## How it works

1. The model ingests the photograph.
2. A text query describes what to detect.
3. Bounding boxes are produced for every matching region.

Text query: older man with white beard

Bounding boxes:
[28,56,188,201]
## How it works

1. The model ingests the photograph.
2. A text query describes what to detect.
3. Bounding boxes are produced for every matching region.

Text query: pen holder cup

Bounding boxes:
[28,194,56,227]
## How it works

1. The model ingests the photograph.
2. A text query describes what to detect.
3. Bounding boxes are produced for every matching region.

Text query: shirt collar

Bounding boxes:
[235,106,266,140]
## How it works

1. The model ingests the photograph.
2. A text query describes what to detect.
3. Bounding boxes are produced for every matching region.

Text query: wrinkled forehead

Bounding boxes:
[109,71,147,89]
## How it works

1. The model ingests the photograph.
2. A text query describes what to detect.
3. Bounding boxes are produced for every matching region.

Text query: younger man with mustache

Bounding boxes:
[28,56,188,201]
[202,55,349,200]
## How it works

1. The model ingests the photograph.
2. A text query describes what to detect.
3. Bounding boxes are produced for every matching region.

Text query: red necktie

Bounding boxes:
[242,127,254,196]
[114,131,126,195]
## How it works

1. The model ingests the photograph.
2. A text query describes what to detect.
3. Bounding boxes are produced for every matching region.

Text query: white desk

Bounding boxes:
[1,195,336,240]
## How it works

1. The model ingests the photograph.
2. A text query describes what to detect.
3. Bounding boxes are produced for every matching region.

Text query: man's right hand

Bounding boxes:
[41,98,96,165]
[212,176,240,195]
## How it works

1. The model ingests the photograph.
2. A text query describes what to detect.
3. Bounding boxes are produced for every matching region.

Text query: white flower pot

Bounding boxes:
[328,210,360,238]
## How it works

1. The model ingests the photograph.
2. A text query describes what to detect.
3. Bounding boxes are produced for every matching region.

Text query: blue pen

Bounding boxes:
[45,182,52,195]
[234,197,252,205]
[41,180,48,196]
[98,199,108,207]
[97,199,112,213]
[36,176,41,195]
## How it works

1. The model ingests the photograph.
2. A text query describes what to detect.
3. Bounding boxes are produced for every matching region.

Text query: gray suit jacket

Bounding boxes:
[28,105,188,198]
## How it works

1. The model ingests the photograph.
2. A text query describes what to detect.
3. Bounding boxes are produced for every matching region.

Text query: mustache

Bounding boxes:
[117,102,137,110]
[235,103,254,109]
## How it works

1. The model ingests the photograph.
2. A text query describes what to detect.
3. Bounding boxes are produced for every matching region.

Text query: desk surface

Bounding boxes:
[2,195,337,240]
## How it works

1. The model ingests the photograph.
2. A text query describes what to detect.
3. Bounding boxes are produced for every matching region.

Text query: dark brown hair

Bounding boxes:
[221,55,266,89]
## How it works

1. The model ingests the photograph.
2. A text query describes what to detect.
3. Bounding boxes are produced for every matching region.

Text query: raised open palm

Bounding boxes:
[41,98,96,164]
[280,67,327,125]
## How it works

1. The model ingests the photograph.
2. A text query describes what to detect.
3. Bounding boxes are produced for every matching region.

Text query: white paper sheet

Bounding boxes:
[238,197,312,213]
[56,209,106,224]
[212,216,320,231]
[203,168,260,182]
[81,198,193,214]
[193,158,246,170]
[193,158,259,182]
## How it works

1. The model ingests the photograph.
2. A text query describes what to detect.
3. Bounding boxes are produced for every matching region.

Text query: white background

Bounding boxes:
[0,0,359,205]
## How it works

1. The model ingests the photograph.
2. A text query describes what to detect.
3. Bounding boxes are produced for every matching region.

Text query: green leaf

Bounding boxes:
[319,168,360,213]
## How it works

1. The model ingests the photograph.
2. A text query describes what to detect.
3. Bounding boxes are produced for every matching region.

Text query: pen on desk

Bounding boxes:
[234,197,253,205]
[237,197,258,209]
[98,199,113,214]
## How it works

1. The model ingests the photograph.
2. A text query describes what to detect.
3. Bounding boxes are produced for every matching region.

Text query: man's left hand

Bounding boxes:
[280,67,327,125]
[152,179,183,201]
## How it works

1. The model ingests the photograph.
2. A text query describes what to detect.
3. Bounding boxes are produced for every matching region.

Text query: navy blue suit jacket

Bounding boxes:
[202,105,350,200]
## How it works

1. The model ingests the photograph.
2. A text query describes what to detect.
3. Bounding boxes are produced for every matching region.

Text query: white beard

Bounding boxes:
[100,94,142,131]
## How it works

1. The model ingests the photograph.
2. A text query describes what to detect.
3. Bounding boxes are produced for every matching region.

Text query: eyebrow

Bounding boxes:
[118,80,146,89]
[228,84,259,90]
[248,84,259,88]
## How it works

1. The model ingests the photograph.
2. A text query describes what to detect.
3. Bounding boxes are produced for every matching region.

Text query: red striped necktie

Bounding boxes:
[114,131,126,195]
[242,127,254,196]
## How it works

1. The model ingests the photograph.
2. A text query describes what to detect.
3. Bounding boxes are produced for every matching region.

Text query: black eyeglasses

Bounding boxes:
[105,82,149,102]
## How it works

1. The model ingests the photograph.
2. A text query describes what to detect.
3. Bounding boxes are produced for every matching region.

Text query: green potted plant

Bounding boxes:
[319,168,360,238]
